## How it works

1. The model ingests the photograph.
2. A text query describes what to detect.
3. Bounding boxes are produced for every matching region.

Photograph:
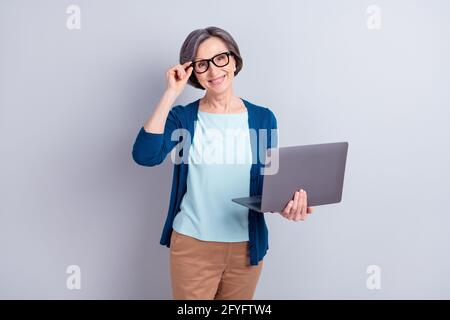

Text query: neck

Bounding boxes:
[203,87,236,113]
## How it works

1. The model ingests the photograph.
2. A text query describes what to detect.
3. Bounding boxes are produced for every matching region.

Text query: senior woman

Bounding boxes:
[132,26,313,300]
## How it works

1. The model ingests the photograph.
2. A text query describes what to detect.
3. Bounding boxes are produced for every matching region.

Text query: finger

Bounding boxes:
[184,63,193,73]
[290,191,299,220]
[307,207,314,214]
[293,190,303,221]
[300,190,308,220]
[295,190,304,221]
[168,67,180,81]
[167,68,176,78]
[282,200,294,219]
[182,61,192,68]
[176,67,186,80]
[185,65,193,77]
[175,65,186,76]
[284,200,294,218]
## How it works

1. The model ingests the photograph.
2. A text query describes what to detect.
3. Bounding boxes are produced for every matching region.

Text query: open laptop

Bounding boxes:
[232,142,349,213]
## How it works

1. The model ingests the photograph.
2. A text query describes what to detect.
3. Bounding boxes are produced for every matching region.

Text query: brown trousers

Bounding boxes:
[170,230,263,300]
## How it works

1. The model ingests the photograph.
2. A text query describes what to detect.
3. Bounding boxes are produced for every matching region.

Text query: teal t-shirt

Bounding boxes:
[172,110,252,242]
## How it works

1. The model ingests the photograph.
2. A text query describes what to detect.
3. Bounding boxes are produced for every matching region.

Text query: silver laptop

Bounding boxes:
[232,142,349,213]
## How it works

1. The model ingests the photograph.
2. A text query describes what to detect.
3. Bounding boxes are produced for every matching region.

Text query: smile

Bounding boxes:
[208,75,226,86]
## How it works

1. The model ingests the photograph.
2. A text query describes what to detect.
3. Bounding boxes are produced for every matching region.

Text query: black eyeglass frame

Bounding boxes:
[189,51,234,74]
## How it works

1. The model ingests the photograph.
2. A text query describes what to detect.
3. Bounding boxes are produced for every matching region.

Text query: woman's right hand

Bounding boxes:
[270,189,314,221]
[166,61,193,96]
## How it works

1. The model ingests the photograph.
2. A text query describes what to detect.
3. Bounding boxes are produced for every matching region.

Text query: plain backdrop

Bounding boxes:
[1,0,450,299]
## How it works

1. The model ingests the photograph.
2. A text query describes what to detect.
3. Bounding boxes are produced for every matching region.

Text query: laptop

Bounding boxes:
[232,142,349,213]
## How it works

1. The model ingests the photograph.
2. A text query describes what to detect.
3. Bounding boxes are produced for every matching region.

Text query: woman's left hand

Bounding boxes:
[272,189,314,221]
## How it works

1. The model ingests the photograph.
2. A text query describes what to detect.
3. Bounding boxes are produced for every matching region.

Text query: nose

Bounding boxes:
[207,63,222,76]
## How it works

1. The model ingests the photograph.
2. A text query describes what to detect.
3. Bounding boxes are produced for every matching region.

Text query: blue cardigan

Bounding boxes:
[132,98,278,266]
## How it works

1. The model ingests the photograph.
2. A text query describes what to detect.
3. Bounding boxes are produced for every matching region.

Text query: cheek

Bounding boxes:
[224,63,235,76]
[227,66,235,79]
[196,74,208,84]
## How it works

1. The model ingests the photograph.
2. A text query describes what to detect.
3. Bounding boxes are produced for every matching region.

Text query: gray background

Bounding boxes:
[1,0,449,299]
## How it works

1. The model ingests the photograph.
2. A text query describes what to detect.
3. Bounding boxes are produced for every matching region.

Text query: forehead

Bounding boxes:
[195,37,228,60]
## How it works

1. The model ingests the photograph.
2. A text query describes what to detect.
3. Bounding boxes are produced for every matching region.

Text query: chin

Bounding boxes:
[206,85,229,94]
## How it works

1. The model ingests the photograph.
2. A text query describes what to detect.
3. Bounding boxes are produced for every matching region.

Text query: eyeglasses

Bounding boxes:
[190,51,233,74]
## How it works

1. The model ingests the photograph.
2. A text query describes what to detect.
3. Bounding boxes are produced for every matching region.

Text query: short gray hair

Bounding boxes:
[179,26,243,90]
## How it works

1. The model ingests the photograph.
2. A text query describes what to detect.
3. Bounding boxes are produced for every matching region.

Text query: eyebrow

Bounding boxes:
[194,51,227,62]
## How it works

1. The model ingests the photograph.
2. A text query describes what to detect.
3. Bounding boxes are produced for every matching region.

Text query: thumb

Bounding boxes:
[186,65,193,78]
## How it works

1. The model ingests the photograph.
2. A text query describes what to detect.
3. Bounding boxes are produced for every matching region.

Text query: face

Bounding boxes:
[193,37,237,94]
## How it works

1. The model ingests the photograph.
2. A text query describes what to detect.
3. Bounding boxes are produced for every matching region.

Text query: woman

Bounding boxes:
[132,26,313,300]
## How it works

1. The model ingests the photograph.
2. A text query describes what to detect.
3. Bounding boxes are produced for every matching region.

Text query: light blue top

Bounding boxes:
[172,110,252,242]
[132,98,278,265]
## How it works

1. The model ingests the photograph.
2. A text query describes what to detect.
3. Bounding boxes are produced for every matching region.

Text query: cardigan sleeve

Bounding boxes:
[131,106,183,167]
[267,108,278,149]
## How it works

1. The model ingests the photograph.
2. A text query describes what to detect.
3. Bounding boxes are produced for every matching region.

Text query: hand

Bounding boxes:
[166,61,193,96]
[272,189,314,221]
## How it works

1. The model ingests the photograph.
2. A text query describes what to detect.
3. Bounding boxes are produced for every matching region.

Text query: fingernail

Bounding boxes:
[300,189,304,193]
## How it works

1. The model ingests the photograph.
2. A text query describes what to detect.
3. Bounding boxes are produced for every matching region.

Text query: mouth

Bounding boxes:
[208,75,226,86]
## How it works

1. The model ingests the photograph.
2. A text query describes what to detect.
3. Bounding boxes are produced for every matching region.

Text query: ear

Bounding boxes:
[231,56,237,72]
